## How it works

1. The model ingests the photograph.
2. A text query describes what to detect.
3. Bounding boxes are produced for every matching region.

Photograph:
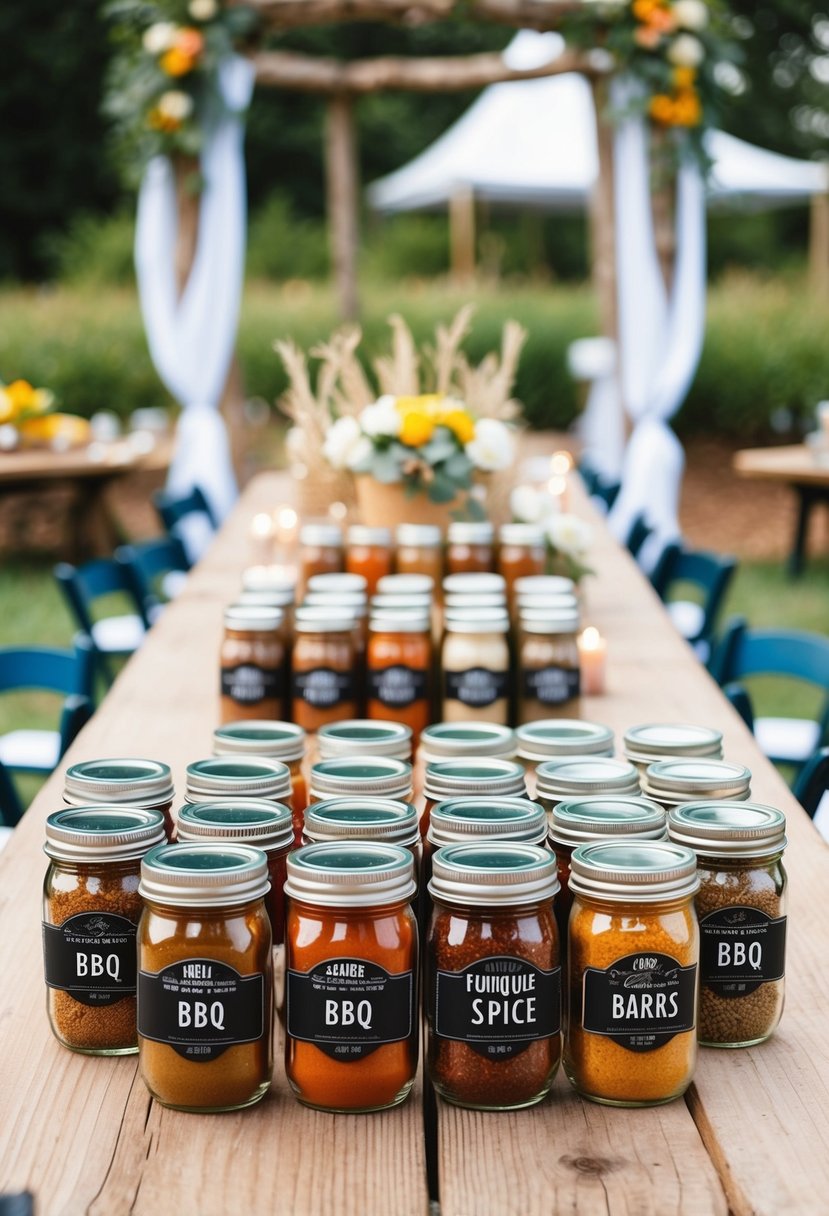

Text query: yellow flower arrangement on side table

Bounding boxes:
[0,379,90,451]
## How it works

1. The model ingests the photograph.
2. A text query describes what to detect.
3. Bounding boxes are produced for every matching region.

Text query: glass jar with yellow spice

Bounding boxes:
[565,840,700,1107]
[137,842,273,1112]
[43,806,166,1055]
[284,842,418,1112]
[212,721,307,845]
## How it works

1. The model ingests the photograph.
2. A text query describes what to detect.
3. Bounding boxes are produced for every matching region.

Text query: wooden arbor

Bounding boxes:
[229,0,619,329]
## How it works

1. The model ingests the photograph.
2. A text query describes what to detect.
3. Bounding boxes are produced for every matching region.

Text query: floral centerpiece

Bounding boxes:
[276,308,526,527]
[510,484,594,583]
[0,379,92,451]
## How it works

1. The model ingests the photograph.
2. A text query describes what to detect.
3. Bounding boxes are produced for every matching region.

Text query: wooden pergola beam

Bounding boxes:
[236,0,583,31]
[250,46,595,94]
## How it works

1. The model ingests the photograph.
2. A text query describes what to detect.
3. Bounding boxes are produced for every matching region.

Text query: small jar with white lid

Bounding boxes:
[513,575,575,604]
[624,724,724,778]
[642,759,751,810]
[498,523,546,591]
[302,797,420,860]
[518,607,581,722]
[395,523,443,587]
[308,756,413,805]
[376,573,435,598]
[307,572,368,596]
[667,801,787,1048]
[443,572,506,600]
[299,523,343,592]
[442,612,510,724]
[303,593,368,654]
[63,758,175,839]
[444,592,506,614]
[446,521,495,575]
[185,757,293,809]
[346,525,393,594]
[291,606,359,730]
[317,720,413,762]
[419,721,517,765]
[516,719,614,775]
[535,757,641,815]
[371,592,433,615]
[212,721,307,843]
[516,592,579,614]
[220,603,285,725]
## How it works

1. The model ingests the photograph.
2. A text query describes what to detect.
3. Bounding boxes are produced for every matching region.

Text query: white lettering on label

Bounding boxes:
[178,1000,225,1030]
[76,953,121,981]
[611,992,680,1021]
[324,999,373,1029]
[470,997,538,1026]
[717,941,762,970]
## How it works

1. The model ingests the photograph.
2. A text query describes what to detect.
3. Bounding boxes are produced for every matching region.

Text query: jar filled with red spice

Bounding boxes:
[220,604,285,725]
[63,758,175,840]
[426,841,561,1110]
[175,800,293,946]
[284,841,418,1112]
[497,523,546,593]
[317,719,412,763]
[291,608,359,731]
[298,523,343,593]
[395,523,443,586]
[367,610,433,740]
[346,525,393,594]
[446,521,495,575]
[212,721,307,844]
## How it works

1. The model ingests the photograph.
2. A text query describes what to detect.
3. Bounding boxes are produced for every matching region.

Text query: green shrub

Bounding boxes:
[40,210,136,287]
[360,215,450,282]
[246,195,329,281]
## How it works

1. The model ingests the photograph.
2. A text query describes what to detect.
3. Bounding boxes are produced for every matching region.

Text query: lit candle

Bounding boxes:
[550,450,574,478]
[250,512,275,564]
[273,505,299,553]
[547,475,568,512]
[578,626,608,696]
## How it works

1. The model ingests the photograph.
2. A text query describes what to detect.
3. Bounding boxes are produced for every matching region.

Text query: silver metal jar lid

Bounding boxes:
[64,758,174,807]
[185,757,292,801]
[513,575,575,598]
[224,603,283,632]
[519,608,581,634]
[368,611,432,633]
[176,800,294,852]
[549,796,667,847]
[347,525,392,546]
[624,723,724,761]
[376,574,435,596]
[396,523,442,547]
[307,572,367,595]
[299,524,343,548]
[309,756,413,798]
[303,798,419,848]
[242,565,297,594]
[317,720,413,761]
[424,757,527,800]
[444,612,509,635]
[442,573,505,596]
[139,842,270,907]
[516,719,614,762]
[237,588,295,609]
[568,840,700,903]
[498,523,546,546]
[419,721,517,762]
[428,842,559,906]
[213,721,306,762]
[294,605,357,633]
[284,841,416,907]
[447,521,495,545]
[44,806,166,862]
[536,757,641,799]
[643,759,752,802]
[666,801,787,859]
[427,798,548,848]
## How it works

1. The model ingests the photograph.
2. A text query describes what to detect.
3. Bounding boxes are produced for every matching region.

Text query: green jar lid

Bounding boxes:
[549,796,667,847]
[45,806,166,862]
[424,758,526,800]
[176,800,293,851]
[536,757,640,799]
[428,798,547,848]
[419,722,517,763]
[64,758,173,807]
[303,798,419,847]
[643,759,751,803]
[139,842,270,907]
[428,842,559,906]
[516,719,614,762]
[624,723,723,762]
[284,841,416,906]
[213,721,305,762]
[568,840,699,902]
[667,801,786,858]
[309,756,412,798]
[185,757,292,801]
[317,720,413,761]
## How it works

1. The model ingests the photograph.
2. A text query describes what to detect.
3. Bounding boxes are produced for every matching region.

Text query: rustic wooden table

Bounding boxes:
[734,444,829,576]
[2,468,828,1216]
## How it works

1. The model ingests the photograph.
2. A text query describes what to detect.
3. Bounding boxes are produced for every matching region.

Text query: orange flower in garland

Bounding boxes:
[160,27,204,77]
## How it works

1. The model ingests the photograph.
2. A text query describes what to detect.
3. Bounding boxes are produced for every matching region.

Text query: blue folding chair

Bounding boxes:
[54,559,149,685]
[116,535,190,625]
[711,619,829,774]
[0,636,95,826]
[153,485,217,564]
[651,542,736,663]
[794,747,829,821]
[626,514,653,562]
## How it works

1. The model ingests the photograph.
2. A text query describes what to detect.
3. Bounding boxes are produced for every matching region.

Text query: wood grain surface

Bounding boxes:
[734,444,829,487]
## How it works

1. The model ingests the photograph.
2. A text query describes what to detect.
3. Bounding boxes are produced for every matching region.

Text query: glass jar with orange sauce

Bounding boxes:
[395,524,444,587]
[291,608,359,731]
[446,522,495,575]
[367,610,433,740]
[298,524,343,594]
[498,523,547,593]
[346,526,393,595]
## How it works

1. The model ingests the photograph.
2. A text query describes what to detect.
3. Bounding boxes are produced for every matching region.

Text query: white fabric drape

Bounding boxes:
[135,55,254,533]
[607,79,707,570]
[570,337,626,482]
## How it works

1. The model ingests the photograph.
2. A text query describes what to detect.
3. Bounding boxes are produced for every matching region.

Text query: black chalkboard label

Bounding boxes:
[293,667,357,710]
[444,667,508,709]
[287,957,414,1061]
[42,913,138,1006]
[368,665,428,709]
[582,951,697,1052]
[137,959,265,1062]
[221,663,281,706]
[700,906,786,997]
[523,665,580,706]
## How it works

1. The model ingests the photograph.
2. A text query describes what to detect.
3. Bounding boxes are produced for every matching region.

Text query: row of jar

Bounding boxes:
[43,806,787,1114]
[222,571,581,732]
[297,520,549,596]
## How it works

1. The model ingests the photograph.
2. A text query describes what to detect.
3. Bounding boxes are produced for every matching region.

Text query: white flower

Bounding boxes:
[667,33,705,68]
[359,396,401,439]
[547,514,593,559]
[466,418,515,472]
[189,0,219,19]
[157,91,194,122]
[510,484,552,525]
[345,435,374,471]
[322,415,364,470]
[142,22,178,55]
[672,0,709,31]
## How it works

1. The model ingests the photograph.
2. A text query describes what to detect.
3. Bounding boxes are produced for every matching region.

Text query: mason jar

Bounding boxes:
[212,721,307,844]
[185,757,292,810]
[441,612,510,725]
[423,797,548,893]
[395,523,444,587]
[623,724,724,778]
[422,757,527,840]
[516,719,614,777]
[317,719,413,763]
[446,522,495,576]
[63,758,175,840]
[535,757,641,816]
[302,797,420,863]
[419,721,517,766]
[308,756,413,805]
[642,759,751,810]
[667,801,787,1048]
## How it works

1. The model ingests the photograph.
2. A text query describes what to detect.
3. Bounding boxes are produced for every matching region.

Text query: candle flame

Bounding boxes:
[547,475,567,497]
[251,512,273,538]
[275,505,298,532]
[550,450,574,476]
[580,626,603,650]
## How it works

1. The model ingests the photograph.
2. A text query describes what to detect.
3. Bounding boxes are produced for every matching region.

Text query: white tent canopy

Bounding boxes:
[368,34,828,215]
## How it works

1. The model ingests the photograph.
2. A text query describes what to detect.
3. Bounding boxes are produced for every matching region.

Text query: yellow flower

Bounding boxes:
[672,88,702,126]
[400,411,436,448]
[395,393,444,417]
[672,66,697,89]
[160,46,197,76]
[0,380,54,423]
[440,408,476,445]
[649,93,676,124]
[0,389,14,423]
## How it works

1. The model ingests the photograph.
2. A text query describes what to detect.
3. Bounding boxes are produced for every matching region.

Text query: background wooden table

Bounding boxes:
[734,443,829,575]
[1,467,828,1215]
